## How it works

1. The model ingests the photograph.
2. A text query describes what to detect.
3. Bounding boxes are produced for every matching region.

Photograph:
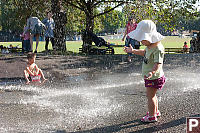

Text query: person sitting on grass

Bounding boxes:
[24,53,47,84]
[82,30,112,47]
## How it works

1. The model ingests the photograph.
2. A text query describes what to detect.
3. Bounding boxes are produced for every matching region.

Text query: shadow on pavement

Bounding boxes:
[131,114,200,133]
[51,114,200,133]
[52,119,142,133]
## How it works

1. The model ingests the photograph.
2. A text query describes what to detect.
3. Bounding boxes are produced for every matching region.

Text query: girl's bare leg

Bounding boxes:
[154,95,158,113]
[146,87,158,116]
[38,69,47,82]
[24,70,30,84]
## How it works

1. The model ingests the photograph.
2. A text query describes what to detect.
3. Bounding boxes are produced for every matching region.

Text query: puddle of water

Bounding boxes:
[0,73,142,116]
[0,69,200,132]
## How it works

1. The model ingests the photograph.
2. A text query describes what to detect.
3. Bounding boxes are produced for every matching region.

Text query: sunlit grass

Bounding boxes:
[0,36,191,54]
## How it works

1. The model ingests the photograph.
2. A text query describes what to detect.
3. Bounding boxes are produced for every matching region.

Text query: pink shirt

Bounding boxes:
[21,27,30,40]
[183,44,188,48]
[126,22,137,38]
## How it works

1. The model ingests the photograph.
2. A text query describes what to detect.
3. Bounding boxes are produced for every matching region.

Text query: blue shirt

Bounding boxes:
[42,18,55,38]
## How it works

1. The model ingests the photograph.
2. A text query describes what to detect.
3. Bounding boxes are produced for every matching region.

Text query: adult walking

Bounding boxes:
[25,15,45,53]
[42,11,55,51]
[122,16,140,62]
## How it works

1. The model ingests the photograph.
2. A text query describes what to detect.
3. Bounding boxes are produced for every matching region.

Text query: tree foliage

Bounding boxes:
[0,0,50,33]
[102,7,126,34]
[123,0,199,32]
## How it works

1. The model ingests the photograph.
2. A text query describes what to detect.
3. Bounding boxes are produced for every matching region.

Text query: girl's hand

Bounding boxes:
[144,72,153,79]
[124,44,134,53]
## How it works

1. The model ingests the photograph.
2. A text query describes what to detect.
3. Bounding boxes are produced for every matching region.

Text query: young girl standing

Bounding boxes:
[124,20,166,122]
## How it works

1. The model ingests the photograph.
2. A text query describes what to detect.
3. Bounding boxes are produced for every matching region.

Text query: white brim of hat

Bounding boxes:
[128,29,165,43]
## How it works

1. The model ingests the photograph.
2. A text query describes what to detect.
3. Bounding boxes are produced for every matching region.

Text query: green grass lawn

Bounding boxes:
[0,36,191,54]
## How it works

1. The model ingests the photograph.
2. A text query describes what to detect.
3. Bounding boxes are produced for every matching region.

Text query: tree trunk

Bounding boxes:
[81,1,94,53]
[51,0,67,52]
[82,15,94,53]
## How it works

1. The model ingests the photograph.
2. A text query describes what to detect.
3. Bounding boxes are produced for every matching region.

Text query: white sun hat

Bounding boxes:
[128,20,165,43]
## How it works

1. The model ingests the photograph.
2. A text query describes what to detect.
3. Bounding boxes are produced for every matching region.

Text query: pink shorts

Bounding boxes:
[31,74,41,82]
[144,76,166,90]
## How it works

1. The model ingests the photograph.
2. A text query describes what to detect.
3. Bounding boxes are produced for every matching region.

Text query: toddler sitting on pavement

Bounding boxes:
[24,53,47,84]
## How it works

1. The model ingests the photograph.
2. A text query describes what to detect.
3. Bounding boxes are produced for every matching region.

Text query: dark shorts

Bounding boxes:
[31,24,44,35]
[144,75,166,90]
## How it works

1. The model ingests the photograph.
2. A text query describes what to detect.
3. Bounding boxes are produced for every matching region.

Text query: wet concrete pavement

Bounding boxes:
[0,54,200,133]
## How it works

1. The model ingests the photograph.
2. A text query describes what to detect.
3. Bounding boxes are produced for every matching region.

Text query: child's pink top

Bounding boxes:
[183,44,188,48]
[21,27,30,40]
[23,32,30,40]
[126,22,137,38]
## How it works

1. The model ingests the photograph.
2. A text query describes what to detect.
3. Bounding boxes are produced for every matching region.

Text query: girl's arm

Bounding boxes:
[34,64,40,75]
[26,66,34,76]
[124,44,145,56]
[144,63,162,79]
[152,63,162,74]
[132,49,145,56]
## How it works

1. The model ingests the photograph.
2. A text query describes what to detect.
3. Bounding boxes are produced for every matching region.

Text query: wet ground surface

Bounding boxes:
[0,54,200,133]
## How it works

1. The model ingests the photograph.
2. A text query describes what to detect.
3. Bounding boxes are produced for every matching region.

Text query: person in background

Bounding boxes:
[42,11,55,51]
[183,41,189,53]
[122,16,140,62]
[20,25,31,53]
[124,20,166,123]
[25,15,45,53]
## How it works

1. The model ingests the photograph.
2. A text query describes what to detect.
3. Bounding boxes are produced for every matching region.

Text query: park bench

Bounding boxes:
[79,45,189,54]
[111,46,189,54]
[165,48,189,54]
[0,47,23,54]
[0,44,23,54]
[79,45,114,55]
[110,45,124,47]
[7,47,23,53]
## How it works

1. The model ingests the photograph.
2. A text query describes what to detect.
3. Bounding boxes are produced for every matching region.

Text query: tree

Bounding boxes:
[51,0,67,52]
[0,0,67,51]
[0,0,49,41]
[102,7,125,34]
[0,0,49,32]
[64,0,125,52]
[64,0,199,53]
[123,0,199,34]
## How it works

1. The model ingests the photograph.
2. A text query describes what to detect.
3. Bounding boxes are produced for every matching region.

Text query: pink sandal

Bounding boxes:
[146,110,161,117]
[141,115,157,123]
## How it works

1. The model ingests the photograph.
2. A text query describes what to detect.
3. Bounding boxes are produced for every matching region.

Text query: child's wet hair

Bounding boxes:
[27,53,36,60]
